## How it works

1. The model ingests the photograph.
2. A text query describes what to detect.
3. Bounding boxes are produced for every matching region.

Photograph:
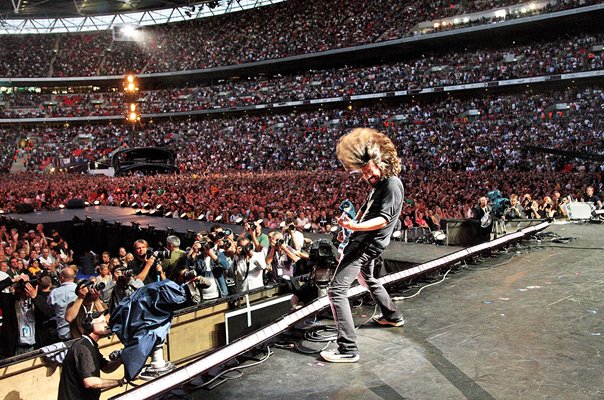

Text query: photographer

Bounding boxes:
[65,278,109,339]
[108,267,144,314]
[0,273,38,356]
[161,235,186,280]
[208,227,235,296]
[47,267,78,341]
[265,231,300,283]
[184,236,224,300]
[27,275,58,348]
[171,264,212,307]
[238,220,269,254]
[128,239,161,285]
[234,238,267,292]
[283,220,305,252]
[503,194,526,220]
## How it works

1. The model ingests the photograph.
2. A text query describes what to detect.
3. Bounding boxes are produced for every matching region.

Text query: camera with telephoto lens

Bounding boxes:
[287,223,296,231]
[120,268,136,279]
[79,278,106,292]
[214,231,226,240]
[276,238,284,246]
[14,271,39,289]
[198,238,212,252]
[183,269,197,281]
[147,249,171,260]
[246,221,256,231]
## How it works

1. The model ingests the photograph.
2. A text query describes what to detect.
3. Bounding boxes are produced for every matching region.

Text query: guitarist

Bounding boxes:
[321,128,405,364]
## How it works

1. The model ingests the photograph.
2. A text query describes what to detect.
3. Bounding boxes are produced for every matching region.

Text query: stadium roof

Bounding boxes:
[0,0,283,34]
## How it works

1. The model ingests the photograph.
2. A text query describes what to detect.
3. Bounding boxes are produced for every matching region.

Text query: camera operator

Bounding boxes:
[0,273,38,356]
[238,220,269,254]
[65,278,109,339]
[265,231,300,283]
[58,310,125,400]
[234,238,267,292]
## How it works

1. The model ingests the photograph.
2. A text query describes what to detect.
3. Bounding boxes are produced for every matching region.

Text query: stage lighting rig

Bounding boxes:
[123,74,141,123]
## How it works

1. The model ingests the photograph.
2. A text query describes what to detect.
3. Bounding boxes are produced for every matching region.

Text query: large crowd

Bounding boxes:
[2,31,603,119]
[0,0,599,78]
[0,86,602,231]
[3,85,603,173]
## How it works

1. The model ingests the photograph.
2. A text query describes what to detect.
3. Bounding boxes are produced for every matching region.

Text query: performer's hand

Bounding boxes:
[337,215,355,230]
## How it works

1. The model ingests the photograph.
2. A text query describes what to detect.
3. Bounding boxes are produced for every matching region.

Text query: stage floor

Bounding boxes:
[170,222,602,400]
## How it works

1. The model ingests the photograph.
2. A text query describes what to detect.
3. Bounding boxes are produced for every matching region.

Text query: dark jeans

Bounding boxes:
[327,241,402,354]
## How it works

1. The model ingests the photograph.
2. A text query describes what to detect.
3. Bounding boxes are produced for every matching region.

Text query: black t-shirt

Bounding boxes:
[58,336,108,400]
[350,176,404,250]
[128,257,160,285]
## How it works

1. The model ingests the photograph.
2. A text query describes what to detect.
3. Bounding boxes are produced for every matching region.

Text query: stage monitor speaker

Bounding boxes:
[15,203,34,214]
[66,198,86,209]
[566,202,592,220]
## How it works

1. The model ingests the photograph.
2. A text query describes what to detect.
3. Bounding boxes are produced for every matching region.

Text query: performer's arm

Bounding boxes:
[338,215,387,232]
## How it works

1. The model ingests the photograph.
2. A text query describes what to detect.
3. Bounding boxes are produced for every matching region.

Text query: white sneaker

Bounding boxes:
[320,349,360,363]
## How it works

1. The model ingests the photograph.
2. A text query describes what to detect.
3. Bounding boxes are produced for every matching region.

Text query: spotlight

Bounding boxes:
[85,216,93,224]
[59,204,65,209]
[120,201,127,207]
[215,215,223,222]
[131,202,138,208]
[84,201,91,206]
[166,227,175,236]
[180,213,188,219]
[330,226,339,233]
[156,204,163,210]
[94,200,100,205]
[164,211,172,218]
[197,214,205,221]
[235,217,243,225]
[303,223,312,232]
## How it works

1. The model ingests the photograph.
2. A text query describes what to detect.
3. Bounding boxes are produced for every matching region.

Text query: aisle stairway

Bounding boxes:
[9,148,28,173]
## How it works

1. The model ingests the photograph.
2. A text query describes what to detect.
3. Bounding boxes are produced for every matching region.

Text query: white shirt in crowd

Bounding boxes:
[235,251,267,292]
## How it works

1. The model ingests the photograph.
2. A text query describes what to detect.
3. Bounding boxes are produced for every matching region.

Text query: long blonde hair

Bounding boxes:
[336,128,401,178]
